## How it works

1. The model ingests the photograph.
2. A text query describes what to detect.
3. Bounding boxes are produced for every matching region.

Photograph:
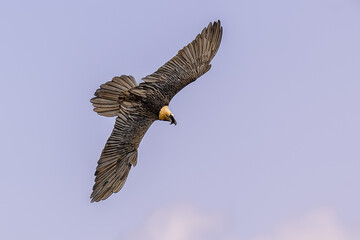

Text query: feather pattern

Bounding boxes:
[141,20,222,102]
[90,75,137,117]
[90,102,155,202]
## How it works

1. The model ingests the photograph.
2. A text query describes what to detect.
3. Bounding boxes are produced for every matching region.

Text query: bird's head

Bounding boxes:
[159,105,177,125]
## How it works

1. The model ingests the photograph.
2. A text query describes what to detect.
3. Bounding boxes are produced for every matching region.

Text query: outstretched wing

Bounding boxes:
[91,101,154,202]
[141,20,223,101]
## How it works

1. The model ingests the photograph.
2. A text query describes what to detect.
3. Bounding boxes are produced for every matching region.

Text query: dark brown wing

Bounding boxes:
[90,101,154,202]
[141,20,223,101]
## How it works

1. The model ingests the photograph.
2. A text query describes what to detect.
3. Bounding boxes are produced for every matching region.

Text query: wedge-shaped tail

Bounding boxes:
[90,75,137,117]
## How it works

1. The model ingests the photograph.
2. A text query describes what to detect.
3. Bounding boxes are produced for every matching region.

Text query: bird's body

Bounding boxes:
[90,21,223,202]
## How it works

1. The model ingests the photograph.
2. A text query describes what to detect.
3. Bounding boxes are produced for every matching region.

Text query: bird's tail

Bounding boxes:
[90,75,137,117]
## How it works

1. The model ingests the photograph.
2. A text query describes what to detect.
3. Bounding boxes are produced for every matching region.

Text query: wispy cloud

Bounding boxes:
[251,208,357,240]
[127,204,225,240]
[128,205,359,240]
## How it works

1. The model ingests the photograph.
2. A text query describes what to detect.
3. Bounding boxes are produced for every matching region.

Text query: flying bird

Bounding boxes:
[90,21,223,202]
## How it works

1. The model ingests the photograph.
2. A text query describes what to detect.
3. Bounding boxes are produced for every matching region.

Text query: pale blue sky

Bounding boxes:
[1,0,359,239]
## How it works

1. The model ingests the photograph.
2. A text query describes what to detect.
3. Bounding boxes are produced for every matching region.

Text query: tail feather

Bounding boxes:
[91,75,137,117]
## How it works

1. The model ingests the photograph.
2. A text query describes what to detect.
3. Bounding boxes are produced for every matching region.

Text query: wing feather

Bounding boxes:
[90,103,154,202]
[141,21,222,101]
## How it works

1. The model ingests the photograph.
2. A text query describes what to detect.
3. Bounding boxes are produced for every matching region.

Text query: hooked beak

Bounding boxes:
[169,114,177,125]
